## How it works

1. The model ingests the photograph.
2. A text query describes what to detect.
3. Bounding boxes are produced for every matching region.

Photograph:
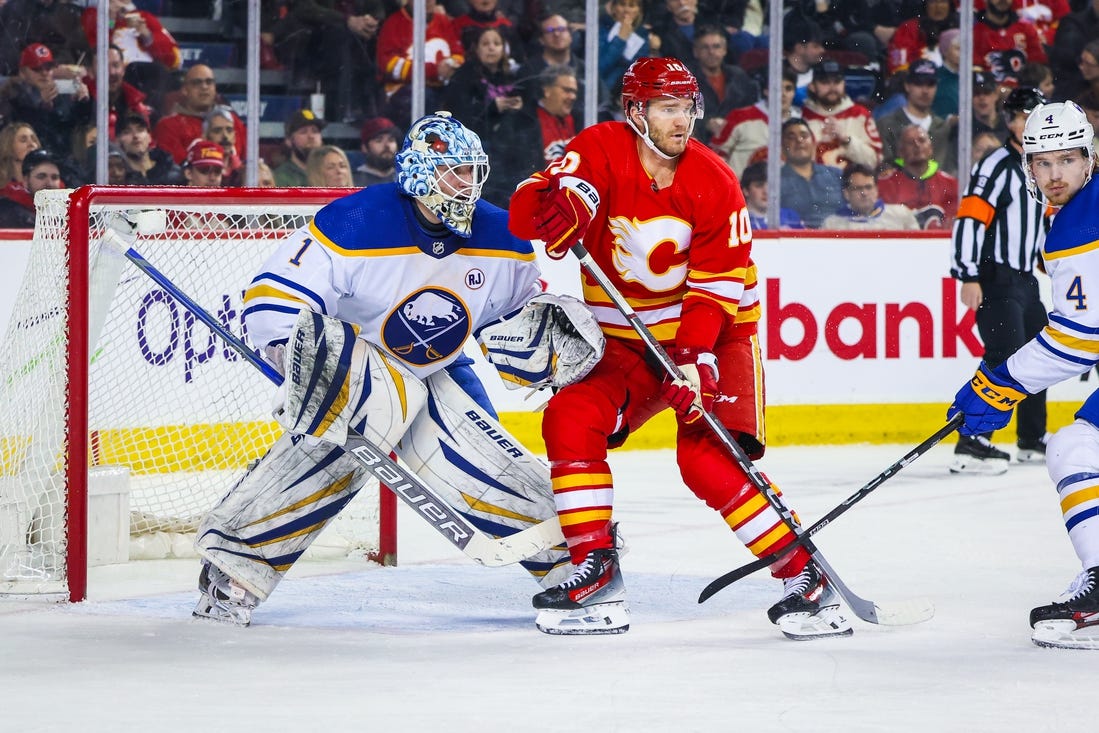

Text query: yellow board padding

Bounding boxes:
[89,421,281,473]
[497,402,1084,452]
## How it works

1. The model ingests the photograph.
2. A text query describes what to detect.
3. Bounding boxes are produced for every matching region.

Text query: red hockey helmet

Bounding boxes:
[621,57,704,119]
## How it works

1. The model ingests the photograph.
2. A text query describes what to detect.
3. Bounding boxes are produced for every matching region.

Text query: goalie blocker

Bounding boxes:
[196,310,570,622]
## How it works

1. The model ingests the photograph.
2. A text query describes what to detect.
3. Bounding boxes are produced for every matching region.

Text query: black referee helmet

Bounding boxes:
[1002,87,1047,124]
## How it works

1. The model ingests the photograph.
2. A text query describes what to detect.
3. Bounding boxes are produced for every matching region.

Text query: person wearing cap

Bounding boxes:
[0,147,61,228]
[153,64,246,166]
[274,109,326,187]
[801,58,882,171]
[876,60,957,176]
[182,139,226,187]
[0,42,92,159]
[353,116,401,187]
[116,111,181,185]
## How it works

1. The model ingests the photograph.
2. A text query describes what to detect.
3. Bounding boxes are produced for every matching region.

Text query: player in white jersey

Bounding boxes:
[190,112,591,625]
[948,101,1099,649]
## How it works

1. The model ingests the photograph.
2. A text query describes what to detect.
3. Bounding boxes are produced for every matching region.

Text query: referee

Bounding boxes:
[950,87,1050,474]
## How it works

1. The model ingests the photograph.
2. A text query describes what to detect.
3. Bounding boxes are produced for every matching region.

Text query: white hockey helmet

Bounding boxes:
[396,111,490,238]
[1022,101,1097,204]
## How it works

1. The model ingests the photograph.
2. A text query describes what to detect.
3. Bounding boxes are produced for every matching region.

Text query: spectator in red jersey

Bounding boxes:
[84,44,154,142]
[973,0,1048,84]
[353,116,401,187]
[153,64,247,166]
[801,59,882,170]
[711,65,799,177]
[687,25,759,145]
[377,0,464,131]
[877,124,958,230]
[973,0,1071,47]
[81,0,180,108]
[886,0,959,75]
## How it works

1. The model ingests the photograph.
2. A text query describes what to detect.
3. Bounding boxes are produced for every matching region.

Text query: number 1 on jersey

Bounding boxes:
[289,238,312,266]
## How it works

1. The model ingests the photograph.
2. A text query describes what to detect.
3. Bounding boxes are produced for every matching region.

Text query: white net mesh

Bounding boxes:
[0,188,385,598]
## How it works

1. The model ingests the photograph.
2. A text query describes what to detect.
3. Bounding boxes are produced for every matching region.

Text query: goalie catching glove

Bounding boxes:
[660,347,719,424]
[480,293,605,389]
[948,360,1029,436]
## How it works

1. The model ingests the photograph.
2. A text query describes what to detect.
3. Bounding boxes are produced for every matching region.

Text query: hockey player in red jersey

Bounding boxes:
[508,57,852,639]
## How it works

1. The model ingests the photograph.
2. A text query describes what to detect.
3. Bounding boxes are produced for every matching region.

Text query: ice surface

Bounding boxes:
[3,441,1098,732]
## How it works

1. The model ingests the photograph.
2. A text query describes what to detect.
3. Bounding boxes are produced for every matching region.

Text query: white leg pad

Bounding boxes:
[196,348,428,600]
[395,369,570,587]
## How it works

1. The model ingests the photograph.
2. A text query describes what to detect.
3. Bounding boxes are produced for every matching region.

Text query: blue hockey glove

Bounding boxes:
[947,361,1029,436]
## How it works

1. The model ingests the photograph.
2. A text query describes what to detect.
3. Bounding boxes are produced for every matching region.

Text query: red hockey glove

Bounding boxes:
[660,347,719,424]
[534,184,594,260]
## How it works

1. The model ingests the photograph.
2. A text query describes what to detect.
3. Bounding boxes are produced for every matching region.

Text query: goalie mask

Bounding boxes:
[1022,101,1098,206]
[396,111,490,238]
[621,57,703,160]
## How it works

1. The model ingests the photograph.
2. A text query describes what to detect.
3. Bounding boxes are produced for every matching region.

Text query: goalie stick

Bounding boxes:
[699,415,962,602]
[100,217,565,567]
[570,243,933,626]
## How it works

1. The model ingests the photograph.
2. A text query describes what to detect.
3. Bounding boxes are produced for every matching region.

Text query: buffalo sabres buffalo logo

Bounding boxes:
[382,287,471,365]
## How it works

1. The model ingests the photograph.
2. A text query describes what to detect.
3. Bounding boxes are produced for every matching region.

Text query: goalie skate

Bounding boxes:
[192,562,258,627]
[1030,567,1099,650]
[767,561,853,640]
[532,547,629,635]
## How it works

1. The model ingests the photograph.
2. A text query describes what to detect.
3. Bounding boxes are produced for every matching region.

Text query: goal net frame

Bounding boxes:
[0,186,397,602]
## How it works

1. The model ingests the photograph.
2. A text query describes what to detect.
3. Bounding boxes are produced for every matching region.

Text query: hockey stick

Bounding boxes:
[100,217,565,567]
[570,242,933,625]
[698,414,962,603]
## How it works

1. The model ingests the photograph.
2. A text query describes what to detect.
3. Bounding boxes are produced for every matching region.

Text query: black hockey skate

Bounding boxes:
[1030,566,1099,650]
[532,546,629,635]
[767,561,853,640]
[950,434,1010,475]
[1016,436,1048,464]
[193,561,258,627]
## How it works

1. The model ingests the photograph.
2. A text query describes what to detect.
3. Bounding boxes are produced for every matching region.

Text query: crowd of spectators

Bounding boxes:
[0,0,1098,228]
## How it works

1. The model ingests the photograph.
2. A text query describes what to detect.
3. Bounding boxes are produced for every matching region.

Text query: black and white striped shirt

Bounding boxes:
[951,145,1048,281]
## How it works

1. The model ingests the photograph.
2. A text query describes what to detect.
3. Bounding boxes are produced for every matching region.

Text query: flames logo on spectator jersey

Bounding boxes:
[382,287,471,365]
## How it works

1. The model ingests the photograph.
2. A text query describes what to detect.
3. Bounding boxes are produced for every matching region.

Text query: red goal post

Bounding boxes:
[0,186,396,602]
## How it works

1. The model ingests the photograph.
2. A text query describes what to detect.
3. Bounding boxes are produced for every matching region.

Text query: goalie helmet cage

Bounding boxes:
[0,186,397,603]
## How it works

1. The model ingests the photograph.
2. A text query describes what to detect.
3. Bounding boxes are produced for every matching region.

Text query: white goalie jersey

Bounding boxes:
[242,182,542,378]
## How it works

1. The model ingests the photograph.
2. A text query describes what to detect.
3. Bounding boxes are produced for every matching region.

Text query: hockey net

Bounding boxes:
[0,187,396,601]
